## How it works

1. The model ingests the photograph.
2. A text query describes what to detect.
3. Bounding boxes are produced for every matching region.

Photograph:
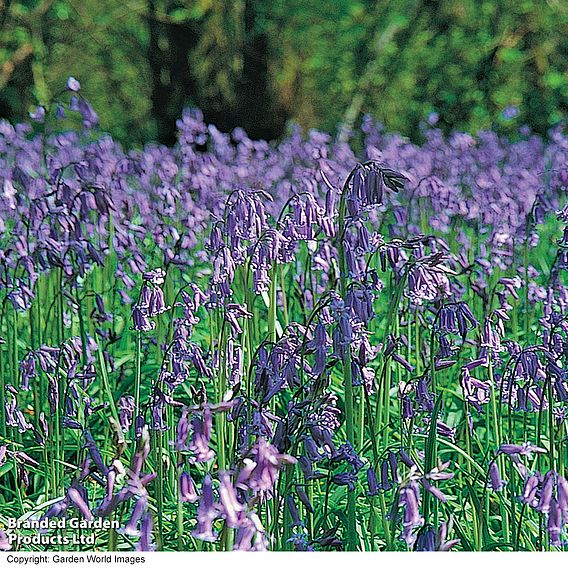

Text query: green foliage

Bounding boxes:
[0,0,154,144]
[266,0,568,138]
[1,0,568,145]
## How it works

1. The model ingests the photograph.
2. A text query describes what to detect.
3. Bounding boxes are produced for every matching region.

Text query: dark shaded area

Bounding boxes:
[204,0,287,141]
[146,0,286,145]
[147,1,201,145]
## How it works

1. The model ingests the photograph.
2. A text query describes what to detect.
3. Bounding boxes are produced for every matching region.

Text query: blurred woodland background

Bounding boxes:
[1,0,568,146]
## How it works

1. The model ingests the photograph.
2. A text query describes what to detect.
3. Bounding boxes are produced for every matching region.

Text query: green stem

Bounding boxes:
[134,331,142,431]
[337,175,358,551]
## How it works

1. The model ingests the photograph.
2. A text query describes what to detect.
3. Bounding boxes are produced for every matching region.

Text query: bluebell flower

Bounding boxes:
[400,481,424,546]
[29,106,46,123]
[180,471,199,503]
[67,77,81,92]
[67,486,93,521]
[219,472,245,528]
[123,496,148,537]
[136,513,155,551]
[192,474,218,542]
[488,462,506,492]
[332,471,358,491]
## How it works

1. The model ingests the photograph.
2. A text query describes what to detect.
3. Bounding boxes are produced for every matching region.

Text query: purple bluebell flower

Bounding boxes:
[0,529,11,551]
[233,513,268,551]
[378,459,393,491]
[131,425,151,477]
[124,496,148,537]
[400,481,424,547]
[460,370,491,412]
[14,451,39,468]
[150,389,169,432]
[4,388,17,425]
[354,162,407,210]
[427,111,439,125]
[29,106,46,122]
[41,498,69,523]
[421,479,449,503]
[308,322,328,376]
[425,461,454,482]
[135,513,155,551]
[536,471,555,514]
[16,409,32,434]
[455,302,478,338]
[399,449,416,468]
[502,106,519,120]
[288,531,314,551]
[557,475,568,517]
[180,471,199,503]
[401,395,414,419]
[388,451,400,484]
[415,526,436,551]
[302,436,325,463]
[135,415,145,439]
[227,339,243,386]
[367,466,379,496]
[462,358,486,372]
[240,438,296,496]
[84,431,109,475]
[296,486,313,514]
[488,462,506,492]
[131,306,155,332]
[63,417,83,430]
[176,407,191,450]
[436,521,460,551]
[407,261,451,305]
[189,408,215,463]
[435,359,456,371]
[219,472,245,528]
[332,471,358,491]
[67,487,94,521]
[332,442,364,472]
[547,498,562,547]
[77,99,98,129]
[286,495,302,527]
[18,463,30,488]
[298,455,324,480]
[67,77,81,92]
[436,421,456,441]
[19,353,36,391]
[392,352,414,373]
[148,287,169,316]
[118,395,135,432]
[437,306,458,335]
[224,303,253,336]
[498,442,547,458]
[186,342,212,378]
[192,474,218,542]
[416,378,435,412]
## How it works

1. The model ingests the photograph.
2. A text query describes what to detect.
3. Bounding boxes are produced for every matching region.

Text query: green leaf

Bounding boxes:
[0,462,14,478]
[169,8,190,23]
